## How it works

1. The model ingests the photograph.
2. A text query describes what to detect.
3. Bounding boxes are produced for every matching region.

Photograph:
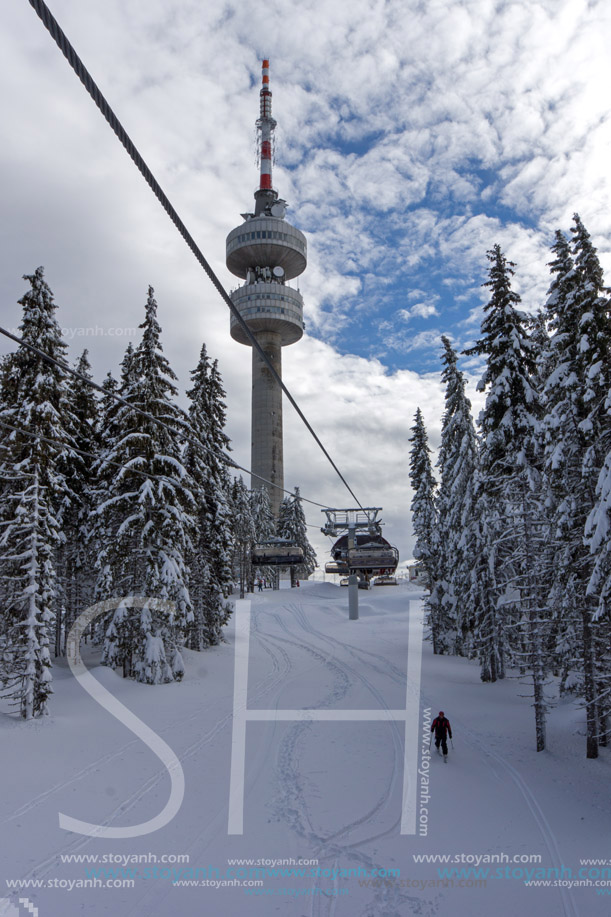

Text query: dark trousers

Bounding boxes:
[434,735,448,755]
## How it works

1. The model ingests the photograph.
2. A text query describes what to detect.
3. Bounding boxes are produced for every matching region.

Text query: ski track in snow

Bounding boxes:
[13,620,294,889]
[126,592,571,917]
[5,589,581,917]
[258,601,430,917]
[0,658,247,829]
[449,718,579,917]
[132,596,429,917]
[306,600,576,917]
[124,601,296,917]
[287,596,577,917]
[0,679,236,828]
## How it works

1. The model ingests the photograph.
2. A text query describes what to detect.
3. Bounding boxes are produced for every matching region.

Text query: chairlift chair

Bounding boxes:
[252,539,304,567]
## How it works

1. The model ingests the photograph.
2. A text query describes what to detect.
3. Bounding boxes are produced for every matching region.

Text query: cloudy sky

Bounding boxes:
[1,0,610,564]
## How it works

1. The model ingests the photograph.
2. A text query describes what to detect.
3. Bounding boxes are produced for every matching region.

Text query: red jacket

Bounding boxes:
[431,716,452,739]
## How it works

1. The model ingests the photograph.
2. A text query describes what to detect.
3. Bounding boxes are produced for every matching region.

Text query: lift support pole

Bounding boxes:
[321,508,389,623]
[348,523,358,620]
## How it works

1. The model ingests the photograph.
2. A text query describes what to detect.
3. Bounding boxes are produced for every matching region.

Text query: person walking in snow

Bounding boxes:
[431,711,452,758]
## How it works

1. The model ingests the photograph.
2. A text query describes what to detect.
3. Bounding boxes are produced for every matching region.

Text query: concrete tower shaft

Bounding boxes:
[226,59,307,519]
[250,331,283,500]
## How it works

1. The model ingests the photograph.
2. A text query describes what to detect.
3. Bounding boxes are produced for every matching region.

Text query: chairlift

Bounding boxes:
[324,532,399,579]
[252,539,304,567]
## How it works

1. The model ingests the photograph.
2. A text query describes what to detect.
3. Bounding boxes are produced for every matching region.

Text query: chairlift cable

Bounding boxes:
[0,324,327,508]
[26,0,364,511]
[0,418,170,487]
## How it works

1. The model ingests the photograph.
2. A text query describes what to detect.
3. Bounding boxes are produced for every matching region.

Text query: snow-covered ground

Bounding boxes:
[1,582,609,917]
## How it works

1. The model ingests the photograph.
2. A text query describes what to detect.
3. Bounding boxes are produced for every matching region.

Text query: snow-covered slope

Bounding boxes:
[1,582,609,917]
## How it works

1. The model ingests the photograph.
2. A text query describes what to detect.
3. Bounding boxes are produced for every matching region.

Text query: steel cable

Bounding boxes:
[27,0,363,511]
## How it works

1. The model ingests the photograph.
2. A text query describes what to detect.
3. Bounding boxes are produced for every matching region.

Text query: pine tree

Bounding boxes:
[100,371,119,410]
[87,371,122,633]
[529,310,553,395]
[434,337,480,655]
[203,358,234,605]
[276,486,317,586]
[408,408,439,646]
[538,228,580,693]
[462,472,499,681]
[231,477,255,599]
[92,287,196,684]
[0,268,74,716]
[542,216,611,756]
[465,246,550,752]
[586,429,611,623]
[184,344,233,649]
[585,417,611,751]
[0,470,56,718]
[250,486,276,588]
[55,349,99,655]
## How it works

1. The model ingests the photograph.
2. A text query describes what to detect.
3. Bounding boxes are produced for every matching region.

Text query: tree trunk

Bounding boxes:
[582,607,599,759]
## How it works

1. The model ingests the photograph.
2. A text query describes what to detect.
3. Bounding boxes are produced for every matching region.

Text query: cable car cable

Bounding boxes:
[0,324,328,509]
[0,418,332,522]
[26,0,363,512]
[0,418,178,488]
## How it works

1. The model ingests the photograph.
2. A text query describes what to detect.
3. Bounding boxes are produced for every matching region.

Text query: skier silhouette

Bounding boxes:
[431,711,452,758]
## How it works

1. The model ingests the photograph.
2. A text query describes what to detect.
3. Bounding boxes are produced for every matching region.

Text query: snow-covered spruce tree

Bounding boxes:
[100,370,119,407]
[231,476,255,599]
[529,310,553,394]
[92,287,196,684]
[538,230,581,693]
[0,470,56,718]
[87,370,121,648]
[434,337,480,656]
[276,486,317,587]
[572,213,611,756]
[465,246,550,749]
[92,353,142,591]
[585,388,611,624]
[204,357,234,603]
[250,486,275,588]
[0,267,76,716]
[184,344,233,649]
[524,309,560,669]
[542,217,611,756]
[55,349,99,655]
[461,469,500,681]
[408,408,440,648]
[585,432,611,749]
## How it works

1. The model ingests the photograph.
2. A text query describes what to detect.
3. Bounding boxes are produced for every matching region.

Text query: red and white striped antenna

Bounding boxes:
[256,59,276,192]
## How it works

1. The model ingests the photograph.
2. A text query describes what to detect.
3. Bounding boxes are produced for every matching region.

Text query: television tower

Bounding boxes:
[226,60,306,519]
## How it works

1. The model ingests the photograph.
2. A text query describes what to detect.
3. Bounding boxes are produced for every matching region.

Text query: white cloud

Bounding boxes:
[281,336,447,560]
[399,300,439,322]
[1,0,610,567]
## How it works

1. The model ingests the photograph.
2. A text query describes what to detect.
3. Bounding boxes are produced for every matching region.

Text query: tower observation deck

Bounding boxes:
[226,60,307,518]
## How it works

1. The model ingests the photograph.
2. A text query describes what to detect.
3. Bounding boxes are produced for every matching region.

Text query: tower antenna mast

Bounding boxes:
[257,59,276,192]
